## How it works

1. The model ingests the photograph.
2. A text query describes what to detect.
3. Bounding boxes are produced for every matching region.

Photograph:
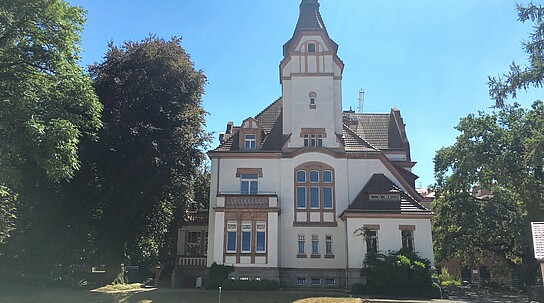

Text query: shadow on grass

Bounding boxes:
[0,287,361,303]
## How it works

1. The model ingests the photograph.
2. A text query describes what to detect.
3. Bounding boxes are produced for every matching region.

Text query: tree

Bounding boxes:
[87,36,209,274]
[434,2,544,285]
[433,101,544,284]
[489,3,544,108]
[0,0,101,283]
[0,0,102,187]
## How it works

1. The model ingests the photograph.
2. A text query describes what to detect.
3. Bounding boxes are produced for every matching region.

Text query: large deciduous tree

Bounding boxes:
[0,0,102,187]
[0,0,101,281]
[433,2,544,285]
[87,36,209,272]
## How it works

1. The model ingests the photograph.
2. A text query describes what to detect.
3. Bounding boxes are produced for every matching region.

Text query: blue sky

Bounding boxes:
[67,0,539,187]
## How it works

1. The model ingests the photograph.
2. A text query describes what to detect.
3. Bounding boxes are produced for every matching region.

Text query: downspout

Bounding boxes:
[216,156,221,196]
[345,157,350,290]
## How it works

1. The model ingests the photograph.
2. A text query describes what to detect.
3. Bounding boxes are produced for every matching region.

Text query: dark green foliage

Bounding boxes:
[489,3,544,107]
[438,268,461,287]
[433,101,544,284]
[0,186,16,245]
[0,0,101,284]
[351,283,364,294]
[363,251,439,298]
[206,263,235,289]
[221,279,279,291]
[86,35,210,269]
[0,0,102,186]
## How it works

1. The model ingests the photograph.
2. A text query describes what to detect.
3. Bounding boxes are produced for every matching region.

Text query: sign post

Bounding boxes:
[531,222,544,284]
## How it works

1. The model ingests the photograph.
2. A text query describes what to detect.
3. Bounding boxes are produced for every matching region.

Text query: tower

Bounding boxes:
[280,0,345,149]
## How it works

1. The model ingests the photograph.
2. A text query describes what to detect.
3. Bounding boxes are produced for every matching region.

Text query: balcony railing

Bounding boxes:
[178,256,207,267]
[225,195,269,207]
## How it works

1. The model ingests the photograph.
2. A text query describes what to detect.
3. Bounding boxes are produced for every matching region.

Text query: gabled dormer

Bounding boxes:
[280,0,344,149]
[238,117,262,150]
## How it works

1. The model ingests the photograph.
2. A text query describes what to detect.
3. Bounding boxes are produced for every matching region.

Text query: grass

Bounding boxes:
[0,286,362,303]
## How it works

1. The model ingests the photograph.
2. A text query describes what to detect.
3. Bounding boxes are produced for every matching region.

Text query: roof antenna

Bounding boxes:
[357,89,365,113]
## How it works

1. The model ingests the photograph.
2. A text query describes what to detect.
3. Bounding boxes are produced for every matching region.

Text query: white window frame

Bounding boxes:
[310,187,320,209]
[311,234,319,255]
[244,134,256,149]
[256,221,266,253]
[325,235,333,255]
[323,186,333,209]
[226,222,237,253]
[366,229,379,254]
[401,229,415,253]
[241,222,252,253]
[240,174,258,195]
[298,234,306,255]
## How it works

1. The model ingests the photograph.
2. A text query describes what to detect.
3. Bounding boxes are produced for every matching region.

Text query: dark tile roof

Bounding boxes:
[213,98,284,152]
[342,124,378,152]
[212,98,410,156]
[342,111,408,152]
[348,174,430,214]
[392,163,418,189]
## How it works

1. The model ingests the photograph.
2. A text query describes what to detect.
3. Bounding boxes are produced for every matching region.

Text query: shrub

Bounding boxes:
[362,250,440,298]
[438,268,461,286]
[221,279,279,291]
[206,262,235,290]
[351,282,364,294]
[441,280,461,286]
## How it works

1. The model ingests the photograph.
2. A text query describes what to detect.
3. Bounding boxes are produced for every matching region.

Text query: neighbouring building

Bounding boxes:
[177,0,434,289]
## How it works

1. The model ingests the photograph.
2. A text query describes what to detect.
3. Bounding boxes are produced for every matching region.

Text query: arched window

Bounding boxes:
[309,92,317,106]
[294,162,336,224]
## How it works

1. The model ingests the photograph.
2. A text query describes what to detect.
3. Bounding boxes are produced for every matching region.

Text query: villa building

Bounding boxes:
[178,0,434,289]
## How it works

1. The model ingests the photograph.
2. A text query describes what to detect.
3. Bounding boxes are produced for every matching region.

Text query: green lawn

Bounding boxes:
[0,286,362,303]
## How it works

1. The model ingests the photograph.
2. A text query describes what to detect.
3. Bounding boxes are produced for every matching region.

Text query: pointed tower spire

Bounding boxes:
[283,0,337,56]
[295,0,325,32]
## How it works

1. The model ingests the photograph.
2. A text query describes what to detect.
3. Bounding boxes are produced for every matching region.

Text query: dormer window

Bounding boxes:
[369,194,400,200]
[244,134,256,149]
[307,43,316,53]
[239,117,261,150]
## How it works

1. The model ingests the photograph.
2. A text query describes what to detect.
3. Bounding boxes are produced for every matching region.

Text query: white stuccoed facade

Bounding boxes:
[205,0,434,289]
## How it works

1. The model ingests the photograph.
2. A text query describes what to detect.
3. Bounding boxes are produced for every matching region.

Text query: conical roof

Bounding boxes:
[283,0,338,56]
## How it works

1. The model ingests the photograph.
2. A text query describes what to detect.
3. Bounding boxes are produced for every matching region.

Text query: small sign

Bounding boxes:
[531,222,544,261]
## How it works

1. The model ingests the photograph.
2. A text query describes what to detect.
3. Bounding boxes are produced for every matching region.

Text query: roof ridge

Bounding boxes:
[342,123,379,151]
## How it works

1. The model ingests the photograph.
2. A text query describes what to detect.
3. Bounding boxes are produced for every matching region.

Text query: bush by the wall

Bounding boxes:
[362,250,440,298]
[206,262,235,290]
[221,279,279,291]
[351,282,364,294]
[438,268,461,286]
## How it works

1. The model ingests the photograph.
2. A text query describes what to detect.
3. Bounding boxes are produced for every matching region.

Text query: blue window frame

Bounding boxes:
[310,187,319,208]
[227,231,236,252]
[296,187,306,208]
[322,170,332,183]
[311,235,319,255]
[296,170,306,183]
[298,234,305,254]
[309,171,319,183]
[256,231,266,252]
[242,231,251,252]
[323,187,333,208]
